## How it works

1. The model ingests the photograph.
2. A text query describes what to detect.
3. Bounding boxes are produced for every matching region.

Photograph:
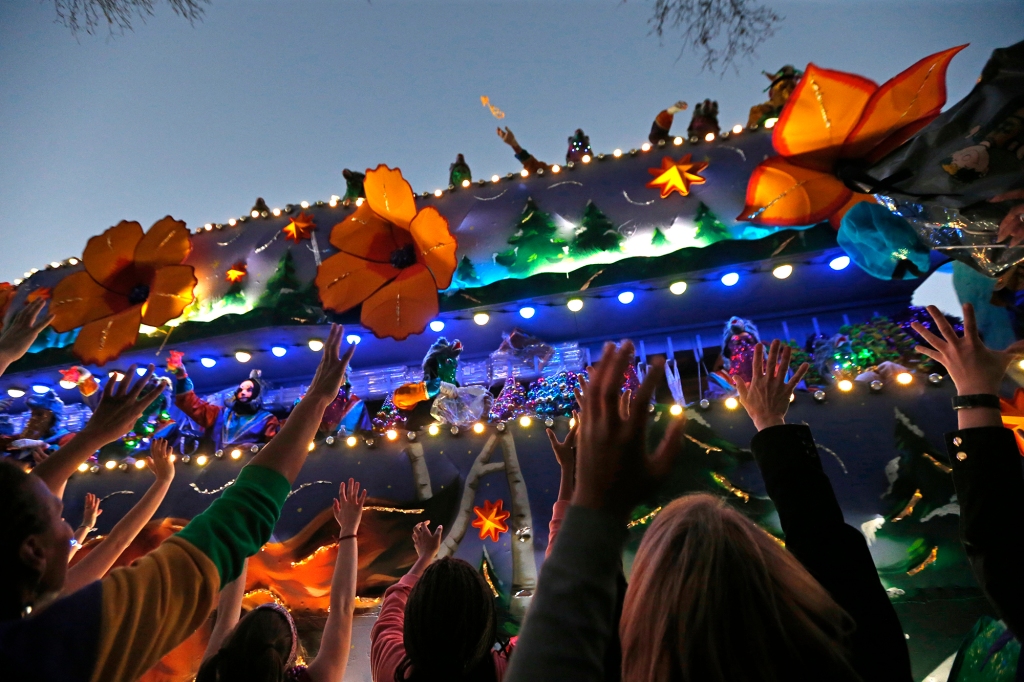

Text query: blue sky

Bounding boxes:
[0,0,1019,282]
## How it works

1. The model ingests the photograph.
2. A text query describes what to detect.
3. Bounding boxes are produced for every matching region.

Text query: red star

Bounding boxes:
[283,211,316,242]
[472,499,511,542]
[225,262,247,283]
[646,154,708,198]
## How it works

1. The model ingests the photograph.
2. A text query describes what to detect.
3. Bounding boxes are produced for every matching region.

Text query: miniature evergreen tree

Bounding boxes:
[651,227,671,248]
[258,250,301,308]
[693,202,731,245]
[569,201,623,258]
[455,256,481,287]
[495,199,567,275]
[372,393,407,433]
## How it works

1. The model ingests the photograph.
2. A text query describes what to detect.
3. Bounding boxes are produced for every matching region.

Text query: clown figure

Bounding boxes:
[0,390,72,463]
[173,363,280,451]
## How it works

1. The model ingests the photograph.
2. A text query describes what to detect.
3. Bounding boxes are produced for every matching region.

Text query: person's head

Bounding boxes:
[942,144,990,181]
[621,494,861,682]
[397,557,498,682]
[236,380,255,403]
[196,603,299,682]
[0,459,74,620]
[421,338,463,384]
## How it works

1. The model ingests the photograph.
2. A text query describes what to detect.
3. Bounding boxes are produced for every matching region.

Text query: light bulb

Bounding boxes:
[251,210,260,218]
[308,441,316,451]
[520,169,529,177]
[346,436,358,447]
[429,320,445,332]
[32,385,49,394]
[60,379,77,390]
[669,281,687,295]
[104,460,117,470]
[838,379,854,392]
[673,136,683,146]
[461,179,470,188]
[491,174,500,183]
[428,424,440,436]
[77,462,89,473]
[704,132,715,142]
[134,459,146,469]
[472,422,485,434]
[613,149,622,157]
[271,346,287,357]
[434,189,443,197]
[669,404,683,416]
[300,201,310,208]
[569,416,576,428]
[829,256,851,271]
[551,165,561,173]
[641,142,652,152]
[386,429,398,441]
[581,154,591,163]
[196,455,209,466]
[346,334,362,345]
[473,312,490,326]
[228,218,237,226]
[772,264,793,279]
[732,124,743,134]
[617,291,634,304]
[724,397,739,410]
[764,117,778,129]
[519,306,535,319]
[136,367,148,376]
[230,448,242,460]
[896,372,913,385]
[567,298,583,312]
[308,339,324,352]
[200,357,217,368]
[721,272,740,287]
[519,416,532,428]
[234,351,251,363]
[355,197,365,206]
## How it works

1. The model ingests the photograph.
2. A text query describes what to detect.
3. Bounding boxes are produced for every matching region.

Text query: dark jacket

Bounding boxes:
[751,424,913,682]
[944,426,1024,639]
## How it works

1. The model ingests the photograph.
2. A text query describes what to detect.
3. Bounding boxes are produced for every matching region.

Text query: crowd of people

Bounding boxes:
[0,295,1022,681]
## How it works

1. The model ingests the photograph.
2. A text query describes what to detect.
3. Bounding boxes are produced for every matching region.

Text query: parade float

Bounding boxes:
[1,41,1022,679]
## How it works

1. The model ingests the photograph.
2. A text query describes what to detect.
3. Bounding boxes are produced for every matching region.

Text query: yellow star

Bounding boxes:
[647,154,708,199]
[225,261,247,283]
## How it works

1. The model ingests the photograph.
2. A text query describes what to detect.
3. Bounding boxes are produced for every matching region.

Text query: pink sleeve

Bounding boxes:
[371,572,420,681]
[545,500,572,558]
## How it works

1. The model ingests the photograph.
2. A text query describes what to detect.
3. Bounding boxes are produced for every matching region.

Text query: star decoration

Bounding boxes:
[26,287,52,303]
[59,366,83,384]
[225,261,248,284]
[1000,388,1024,456]
[283,211,316,242]
[166,350,185,372]
[472,499,511,542]
[646,154,708,199]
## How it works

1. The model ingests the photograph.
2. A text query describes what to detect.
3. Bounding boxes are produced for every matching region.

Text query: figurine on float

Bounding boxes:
[565,129,593,164]
[449,154,472,186]
[687,99,721,139]
[0,390,72,462]
[747,66,802,128]
[341,168,366,204]
[393,338,491,427]
[648,100,689,145]
[707,316,762,397]
[172,357,280,450]
[310,375,371,437]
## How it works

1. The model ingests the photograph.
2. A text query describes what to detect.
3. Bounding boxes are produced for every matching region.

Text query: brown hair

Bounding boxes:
[195,607,296,682]
[0,459,50,620]
[620,494,861,682]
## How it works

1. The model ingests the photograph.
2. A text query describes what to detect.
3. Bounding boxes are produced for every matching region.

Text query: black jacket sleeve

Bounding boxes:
[751,424,912,682]
[945,426,1024,638]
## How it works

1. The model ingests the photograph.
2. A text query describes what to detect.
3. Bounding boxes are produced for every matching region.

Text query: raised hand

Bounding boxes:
[0,298,54,374]
[733,340,809,431]
[306,325,357,404]
[80,364,163,444]
[668,100,688,113]
[497,126,521,152]
[82,492,102,529]
[146,439,175,484]
[333,478,368,537]
[573,341,686,520]
[412,520,443,561]
[913,304,1024,397]
[575,373,630,419]
[546,410,579,471]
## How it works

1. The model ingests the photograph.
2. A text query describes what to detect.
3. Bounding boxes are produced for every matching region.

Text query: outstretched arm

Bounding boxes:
[249,324,355,484]
[308,479,367,682]
[68,492,102,562]
[61,439,175,595]
[0,299,53,377]
[201,559,249,664]
[32,365,163,496]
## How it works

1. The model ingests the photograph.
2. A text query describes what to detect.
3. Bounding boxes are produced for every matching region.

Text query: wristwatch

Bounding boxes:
[951,394,1001,411]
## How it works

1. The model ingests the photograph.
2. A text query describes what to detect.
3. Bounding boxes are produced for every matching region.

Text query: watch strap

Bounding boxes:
[951,394,1001,411]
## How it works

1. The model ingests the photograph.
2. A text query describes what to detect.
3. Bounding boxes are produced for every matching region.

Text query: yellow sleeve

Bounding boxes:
[90,536,220,682]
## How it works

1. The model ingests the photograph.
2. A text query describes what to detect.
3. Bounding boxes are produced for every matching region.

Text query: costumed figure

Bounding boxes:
[747,66,802,128]
[449,154,472,186]
[342,168,366,204]
[0,390,72,462]
[566,129,593,165]
[173,361,280,451]
[942,98,1024,182]
[315,376,371,436]
[648,100,689,145]
[497,126,549,174]
[707,316,761,398]
[687,99,720,139]
[393,338,492,427]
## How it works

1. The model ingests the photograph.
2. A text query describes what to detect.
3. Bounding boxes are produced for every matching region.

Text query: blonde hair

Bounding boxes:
[621,494,862,682]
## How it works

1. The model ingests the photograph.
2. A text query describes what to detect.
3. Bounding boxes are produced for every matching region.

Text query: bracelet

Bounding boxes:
[338,534,357,541]
[951,394,1001,411]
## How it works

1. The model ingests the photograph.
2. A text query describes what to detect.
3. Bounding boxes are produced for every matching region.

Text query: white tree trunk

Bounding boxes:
[439,434,505,558]
[499,432,538,620]
[404,443,433,501]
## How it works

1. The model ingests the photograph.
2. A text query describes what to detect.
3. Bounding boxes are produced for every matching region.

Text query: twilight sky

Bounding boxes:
[0,0,1019,282]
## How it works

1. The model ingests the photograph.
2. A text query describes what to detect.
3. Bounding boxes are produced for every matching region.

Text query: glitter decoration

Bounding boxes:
[526,371,587,417]
[190,479,236,495]
[372,393,407,433]
[627,506,663,529]
[907,546,939,576]
[711,472,750,502]
[489,377,526,423]
[892,489,923,521]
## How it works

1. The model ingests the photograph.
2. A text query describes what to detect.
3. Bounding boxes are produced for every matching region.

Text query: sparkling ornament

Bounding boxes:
[407,431,417,441]
[90,465,100,474]
[515,526,532,543]
[250,445,259,453]
[928,373,943,385]
[118,462,129,471]
[699,398,711,410]
[215,449,224,458]
[365,437,376,448]
[545,417,555,428]
[647,403,656,413]
[526,371,587,417]
[450,425,460,436]
[870,380,884,392]
[813,390,827,403]
[181,455,191,464]
[325,436,335,445]
[496,422,506,432]
[489,377,527,423]
[373,393,407,433]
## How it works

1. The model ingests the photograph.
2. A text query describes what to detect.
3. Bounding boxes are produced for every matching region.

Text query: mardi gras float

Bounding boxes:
[1,41,1022,680]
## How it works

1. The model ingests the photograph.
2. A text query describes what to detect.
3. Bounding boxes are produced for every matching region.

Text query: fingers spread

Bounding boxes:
[785,363,809,392]
[963,303,980,342]
[766,340,780,380]
[751,342,764,379]
[927,305,959,344]
[911,321,946,351]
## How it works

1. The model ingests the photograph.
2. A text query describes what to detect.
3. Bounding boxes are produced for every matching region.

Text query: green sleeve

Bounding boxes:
[176,464,290,583]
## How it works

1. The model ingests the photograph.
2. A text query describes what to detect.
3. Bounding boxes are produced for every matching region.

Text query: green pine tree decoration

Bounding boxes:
[569,201,623,258]
[258,250,301,308]
[495,199,567,275]
[651,227,670,248]
[693,202,731,245]
[454,256,481,287]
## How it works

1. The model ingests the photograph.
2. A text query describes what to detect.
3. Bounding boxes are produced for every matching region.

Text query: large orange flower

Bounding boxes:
[51,217,197,365]
[738,46,965,228]
[316,165,458,340]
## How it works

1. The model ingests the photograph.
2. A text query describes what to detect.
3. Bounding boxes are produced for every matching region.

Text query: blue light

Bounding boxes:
[429,320,445,332]
[346,334,362,345]
[271,346,287,357]
[721,272,740,286]
[136,367,148,376]
[829,255,851,271]
[519,306,536,319]
[200,357,217,368]
[617,291,635,304]
[31,385,49,394]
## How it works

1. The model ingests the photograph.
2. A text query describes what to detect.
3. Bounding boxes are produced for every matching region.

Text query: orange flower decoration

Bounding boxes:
[647,154,708,198]
[283,211,316,242]
[472,499,511,542]
[226,261,248,283]
[316,165,458,340]
[1000,388,1024,457]
[738,46,965,228]
[51,217,197,366]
